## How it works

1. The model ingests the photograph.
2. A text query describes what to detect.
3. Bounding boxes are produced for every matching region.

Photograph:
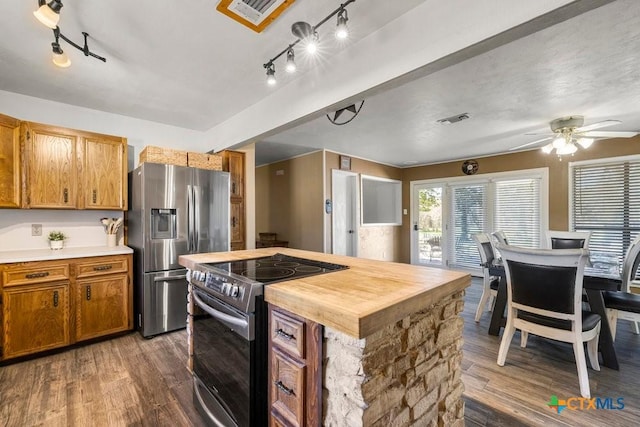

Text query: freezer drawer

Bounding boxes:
[141,269,188,337]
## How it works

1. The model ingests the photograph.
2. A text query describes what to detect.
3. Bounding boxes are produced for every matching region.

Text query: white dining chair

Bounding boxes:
[545,230,591,249]
[604,234,640,339]
[472,233,499,322]
[496,244,600,398]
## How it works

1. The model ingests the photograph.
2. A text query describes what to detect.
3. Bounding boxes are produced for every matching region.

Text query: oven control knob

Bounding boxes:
[231,285,239,298]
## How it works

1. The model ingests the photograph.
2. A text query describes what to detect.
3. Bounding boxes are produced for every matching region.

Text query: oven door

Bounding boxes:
[192,287,253,427]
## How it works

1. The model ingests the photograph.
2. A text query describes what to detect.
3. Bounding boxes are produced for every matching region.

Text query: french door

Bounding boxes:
[411,169,548,271]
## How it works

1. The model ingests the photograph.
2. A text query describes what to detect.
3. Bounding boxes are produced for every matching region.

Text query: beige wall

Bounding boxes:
[399,136,640,263]
[325,151,403,261]
[255,151,324,252]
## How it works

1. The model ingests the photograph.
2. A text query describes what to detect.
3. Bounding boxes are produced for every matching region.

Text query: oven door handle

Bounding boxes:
[193,290,249,331]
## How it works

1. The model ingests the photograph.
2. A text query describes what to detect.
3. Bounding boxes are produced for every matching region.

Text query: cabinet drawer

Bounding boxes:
[271,349,305,427]
[2,263,70,287]
[271,309,305,359]
[75,257,128,278]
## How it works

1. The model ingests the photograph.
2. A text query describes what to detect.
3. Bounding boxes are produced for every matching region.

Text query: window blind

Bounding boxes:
[571,159,640,267]
[449,184,485,269]
[494,178,541,248]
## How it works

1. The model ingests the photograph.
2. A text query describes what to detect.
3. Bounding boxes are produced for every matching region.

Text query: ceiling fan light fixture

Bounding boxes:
[552,135,567,149]
[557,142,578,156]
[34,0,63,29]
[577,137,594,149]
[541,143,554,154]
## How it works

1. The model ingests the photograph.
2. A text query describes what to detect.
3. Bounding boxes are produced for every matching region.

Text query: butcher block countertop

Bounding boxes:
[179,248,470,339]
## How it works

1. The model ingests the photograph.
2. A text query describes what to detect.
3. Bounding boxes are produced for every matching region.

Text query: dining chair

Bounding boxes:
[472,233,500,322]
[603,234,640,339]
[496,244,600,398]
[491,230,509,246]
[545,230,591,249]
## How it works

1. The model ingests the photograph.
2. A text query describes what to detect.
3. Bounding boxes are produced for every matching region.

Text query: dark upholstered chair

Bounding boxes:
[545,230,591,249]
[472,233,500,322]
[496,244,600,398]
[603,234,640,339]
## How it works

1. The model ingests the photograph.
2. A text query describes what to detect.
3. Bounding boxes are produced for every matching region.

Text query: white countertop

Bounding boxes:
[0,245,134,263]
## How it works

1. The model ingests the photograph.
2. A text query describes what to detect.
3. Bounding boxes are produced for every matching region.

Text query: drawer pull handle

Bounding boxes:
[232,183,236,194]
[86,285,91,301]
[274,381,295,396]
[53,290,59,307]
[276,328,296,341]
[63,188,68,203]
[93,265,113,271]
[92,189,97,204]
[26,272,50,279]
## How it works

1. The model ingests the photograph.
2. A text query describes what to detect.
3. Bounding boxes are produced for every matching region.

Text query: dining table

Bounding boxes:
[486,258,622,370]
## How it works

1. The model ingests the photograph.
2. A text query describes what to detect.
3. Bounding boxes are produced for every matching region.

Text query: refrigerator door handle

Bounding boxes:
[187,184,194,252]
[154,274,187,282]
[194,185,201,253]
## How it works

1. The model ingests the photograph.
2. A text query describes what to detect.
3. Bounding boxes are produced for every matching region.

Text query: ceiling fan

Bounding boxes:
[510,115,638,156]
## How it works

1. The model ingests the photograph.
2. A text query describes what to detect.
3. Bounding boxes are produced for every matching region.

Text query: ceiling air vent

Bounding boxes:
[216,0,296,33]
[436,113,470,125]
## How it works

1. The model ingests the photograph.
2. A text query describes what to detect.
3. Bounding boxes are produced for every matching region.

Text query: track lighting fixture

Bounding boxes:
[33,1,106,68]
[33,0,63,29]
[285,48,296,73]
[263,0,355,85]
[266,63,276,85]
[335,8,349,39]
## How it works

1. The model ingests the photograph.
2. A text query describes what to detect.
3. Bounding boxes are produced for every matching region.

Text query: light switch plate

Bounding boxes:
[32,224,42,236]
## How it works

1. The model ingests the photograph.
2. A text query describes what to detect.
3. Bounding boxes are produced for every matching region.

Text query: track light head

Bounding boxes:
[335,9,349,39]
[34,0,63,29]
[306,31,319,54]
[266,63,276,85]
[285,48,296,73]
[51,41,70,67]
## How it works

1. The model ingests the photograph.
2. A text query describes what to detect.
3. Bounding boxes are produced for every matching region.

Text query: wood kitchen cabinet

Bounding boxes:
[74,255,131,342]
[0,254,132,361]
[221,150,246,250]
[0,113,128,210]
[268,305,322,427]
[0,114,21,208]
[79,136,127,210]
[25,123,78,208]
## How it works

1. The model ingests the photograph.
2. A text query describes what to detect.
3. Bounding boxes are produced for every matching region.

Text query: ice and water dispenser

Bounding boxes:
[150,208,177,239]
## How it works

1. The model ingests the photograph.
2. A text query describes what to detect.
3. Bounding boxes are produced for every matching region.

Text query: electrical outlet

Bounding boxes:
[32,224,42,236]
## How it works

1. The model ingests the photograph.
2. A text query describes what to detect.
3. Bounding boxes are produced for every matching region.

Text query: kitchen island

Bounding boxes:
[180,248,470,426]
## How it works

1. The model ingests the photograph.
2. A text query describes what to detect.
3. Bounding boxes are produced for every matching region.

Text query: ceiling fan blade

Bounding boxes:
[579,130,638,138]
[509,136,553,151]
[575,120,622,132]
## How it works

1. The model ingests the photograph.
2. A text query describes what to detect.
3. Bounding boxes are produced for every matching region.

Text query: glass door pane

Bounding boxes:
[449,185,485,269]
[414,185,443,265]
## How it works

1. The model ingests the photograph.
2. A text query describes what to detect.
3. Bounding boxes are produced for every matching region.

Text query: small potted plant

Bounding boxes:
[48,231,66,250]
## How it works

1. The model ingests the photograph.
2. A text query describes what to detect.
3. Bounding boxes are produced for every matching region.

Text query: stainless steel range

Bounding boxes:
[189,253,348,427]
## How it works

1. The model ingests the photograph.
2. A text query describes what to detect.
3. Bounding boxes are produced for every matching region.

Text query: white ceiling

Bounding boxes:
[2,1,639,167]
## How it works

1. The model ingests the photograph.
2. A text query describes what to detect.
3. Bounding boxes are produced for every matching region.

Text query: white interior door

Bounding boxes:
[332,170,358,256]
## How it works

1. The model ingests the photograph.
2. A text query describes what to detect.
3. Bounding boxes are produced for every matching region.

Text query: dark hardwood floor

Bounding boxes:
[1,277,638,426]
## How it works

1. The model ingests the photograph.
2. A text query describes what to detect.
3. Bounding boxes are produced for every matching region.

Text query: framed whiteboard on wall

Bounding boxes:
[361,175,402,225]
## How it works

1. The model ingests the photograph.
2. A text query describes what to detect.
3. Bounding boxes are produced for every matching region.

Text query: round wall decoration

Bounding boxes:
[462,159,479,175]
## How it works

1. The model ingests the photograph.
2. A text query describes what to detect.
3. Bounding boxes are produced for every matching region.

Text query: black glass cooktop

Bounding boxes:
[204,253,348,284]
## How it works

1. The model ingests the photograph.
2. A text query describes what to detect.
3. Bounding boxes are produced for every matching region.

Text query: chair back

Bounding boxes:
[545,230,591,249]
[472,233,495,266]
[497,244,589,317]
[621,234,640,291]
[492,230,509,246]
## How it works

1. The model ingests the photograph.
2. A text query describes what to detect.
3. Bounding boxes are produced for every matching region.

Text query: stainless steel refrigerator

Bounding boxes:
[128,162,230,337]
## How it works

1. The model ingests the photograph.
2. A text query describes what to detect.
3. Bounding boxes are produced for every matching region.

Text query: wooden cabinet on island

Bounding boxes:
[0,113,128,210]
[0,253,133,361]
[179,248,471,427]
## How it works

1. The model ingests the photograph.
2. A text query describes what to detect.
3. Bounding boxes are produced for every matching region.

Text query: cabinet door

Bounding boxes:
[81,137,127,210]
[231,199,245,250]
[0,114,21,208]
[227,151,245,199]
[2,282,70,359]
[75,274,130,342]
[26,125,77,208]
